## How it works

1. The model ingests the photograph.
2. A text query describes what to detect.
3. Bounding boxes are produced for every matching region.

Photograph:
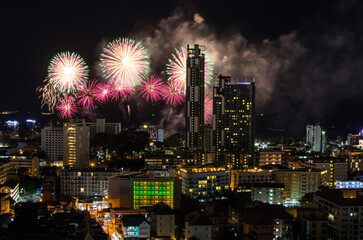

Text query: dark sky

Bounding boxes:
[1,0,363,137]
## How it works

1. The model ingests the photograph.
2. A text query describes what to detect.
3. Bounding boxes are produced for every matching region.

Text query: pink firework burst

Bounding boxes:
[56,96,77,119]
[111,83,134,101]
[138,75,163,102]
[162,82,185,105]
[95,83,112,102]
[204,92,213,124]
[77,80,99,110]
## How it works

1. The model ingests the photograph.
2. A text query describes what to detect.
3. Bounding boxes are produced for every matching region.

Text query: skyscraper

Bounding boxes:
[306,124,326,153]
[63,119,90,169]
[213,74,255,164]
[186,44,205,151]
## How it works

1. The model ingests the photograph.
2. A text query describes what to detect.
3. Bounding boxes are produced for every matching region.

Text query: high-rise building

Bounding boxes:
[63,119,90,169]
[41,123,63,162]
[186,44,205,151]
[89,118,121,140]
[306,125,327,152]
[213,74,255,163]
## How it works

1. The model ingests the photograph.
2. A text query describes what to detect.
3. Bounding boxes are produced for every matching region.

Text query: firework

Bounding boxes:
[166,47,214,93]
[111,84,134,101]
[100,38,149,89]
[77,80,99,110]
[162,82,185,105]
[95,83,112,102]
[138,75,163,102]
[37,78,65,112]
[204,92,213,124]
[56,96,77,119]
[48,52,89,92]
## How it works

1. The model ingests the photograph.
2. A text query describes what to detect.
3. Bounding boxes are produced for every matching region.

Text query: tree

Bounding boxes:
[300,192,314,207]
[18,125,33,139]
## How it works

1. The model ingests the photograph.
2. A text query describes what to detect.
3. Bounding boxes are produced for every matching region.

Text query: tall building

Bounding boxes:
[306,125,327,152]
[186,44,205,151]
[89,118,121,140]
[213,74,255,163]
[41,123,63,162]
[63,119,90,169]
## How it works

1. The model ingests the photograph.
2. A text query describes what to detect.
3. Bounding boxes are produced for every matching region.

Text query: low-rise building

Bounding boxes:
[60,168,122,197]
[121,214,150,239]
[108,172,181,209]
[259,150,284,166]
[272,169,324,206]
[204,202,229,239]
[297,207,328,240]
[230,169,272,190]
[180,167,230,199]
[313,188,363,240]
[185,210,212,240]
[251,183,284,205]
[0,193,10,214]
[300,157,348,186]
[150,202,175,238]
[0,179,19,202]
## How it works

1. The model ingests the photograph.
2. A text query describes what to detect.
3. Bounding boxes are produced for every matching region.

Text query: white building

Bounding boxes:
[180,167,230,199]
[122,215,150,239]
[150,202,175,238]
[41,124,63,162]
[60,169,121,197]
[185,210,212,240]
[89,118,121,140]
[63,119,90,169]
[251,183,284,205]
[230,169,272,190]
[306,125,326,153]
[259,150,284,166]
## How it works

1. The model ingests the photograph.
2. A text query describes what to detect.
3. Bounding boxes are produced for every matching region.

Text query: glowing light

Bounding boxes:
[111,83,133,101]
[48,52,89,92]
[95,83,111,102]
[77,80,99,110]
[204,92,213,124]
[166,47,214,93]
[138,75,163,102]
[162,81,185,105]
[56,96,77,119]
[37,77,66,112]
[100,38,149,89]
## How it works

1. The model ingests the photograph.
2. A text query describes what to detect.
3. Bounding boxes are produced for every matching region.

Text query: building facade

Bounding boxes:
[213,74,255,163]
[60,169,121,197]
[251,183,284,205]
[186,44,205,151]
[108,172,181,209]
[63,119,90,169]
[41,124,63,162]
[314,189,363,240]
[273,169,324,206]
[230,169,272,190]
[306,125,327,153]
[259,150,284,166]
[180,167,230,199]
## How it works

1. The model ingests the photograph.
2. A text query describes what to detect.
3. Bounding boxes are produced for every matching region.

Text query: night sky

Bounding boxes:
[1,0,363,138]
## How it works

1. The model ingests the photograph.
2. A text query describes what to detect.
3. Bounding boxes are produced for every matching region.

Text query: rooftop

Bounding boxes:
[150,202,174,215]
[185,210,212,226]
[252,183,284,188]
[314,189,363,206]
[122,214,149,227]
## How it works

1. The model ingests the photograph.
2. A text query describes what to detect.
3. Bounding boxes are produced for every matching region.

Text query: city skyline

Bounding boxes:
[1,0,363,138]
